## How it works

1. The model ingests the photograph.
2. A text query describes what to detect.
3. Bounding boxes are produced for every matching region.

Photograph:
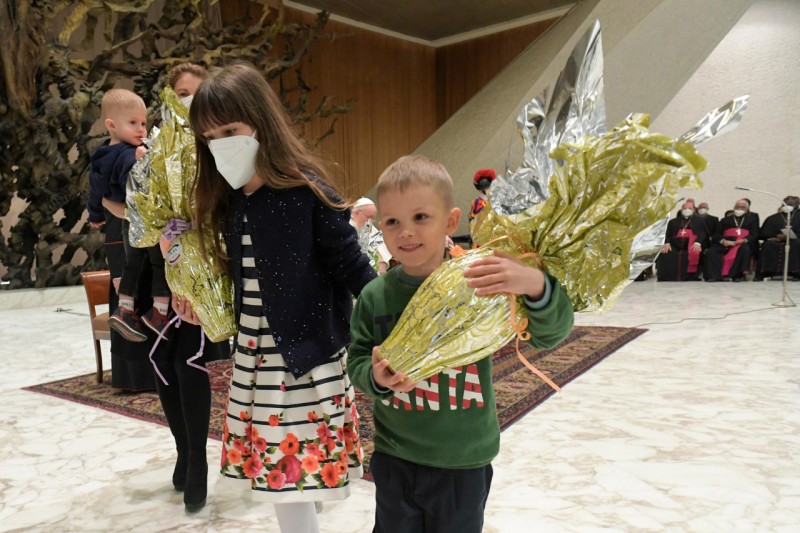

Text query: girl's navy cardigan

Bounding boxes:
[223,183,377,378]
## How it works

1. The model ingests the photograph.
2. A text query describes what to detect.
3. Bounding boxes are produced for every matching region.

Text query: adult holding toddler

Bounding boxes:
[98,65,231,513]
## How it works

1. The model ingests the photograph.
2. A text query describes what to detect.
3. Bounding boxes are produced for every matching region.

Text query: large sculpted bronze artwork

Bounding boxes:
[0,0,346,288]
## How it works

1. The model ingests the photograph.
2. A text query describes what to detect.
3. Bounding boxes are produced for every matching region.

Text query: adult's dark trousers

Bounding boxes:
[153,322,228,502]
[119,218,170,298]
[370,451,493,533]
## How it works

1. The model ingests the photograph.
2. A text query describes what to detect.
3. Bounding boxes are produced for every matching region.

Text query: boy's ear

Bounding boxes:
[104,118,115,132]
[446,207,461,234]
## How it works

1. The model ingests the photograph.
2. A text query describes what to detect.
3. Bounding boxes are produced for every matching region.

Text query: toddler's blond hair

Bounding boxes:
[101,88,145,120]
[376,155,454,209]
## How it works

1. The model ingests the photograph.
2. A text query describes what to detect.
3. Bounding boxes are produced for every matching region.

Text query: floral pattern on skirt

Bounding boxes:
[220,276,362,502]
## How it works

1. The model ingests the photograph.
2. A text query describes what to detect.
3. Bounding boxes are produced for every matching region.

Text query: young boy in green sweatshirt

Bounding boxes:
[348,154,574,533]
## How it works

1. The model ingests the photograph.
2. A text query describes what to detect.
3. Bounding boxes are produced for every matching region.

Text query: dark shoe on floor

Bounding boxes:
[173,452,188,492]
[142,307,172,340]
[108,307,148,342]
[184,461,208,513]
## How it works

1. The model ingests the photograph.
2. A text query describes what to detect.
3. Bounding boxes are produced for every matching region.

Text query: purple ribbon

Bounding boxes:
[148,313,210,386]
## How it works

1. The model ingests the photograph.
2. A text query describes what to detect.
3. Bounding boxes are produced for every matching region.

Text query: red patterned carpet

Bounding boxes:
[24,326,645,474]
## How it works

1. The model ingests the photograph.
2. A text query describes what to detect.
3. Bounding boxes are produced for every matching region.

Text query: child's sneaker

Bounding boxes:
[142,307,172,340]
[108,307,149,342]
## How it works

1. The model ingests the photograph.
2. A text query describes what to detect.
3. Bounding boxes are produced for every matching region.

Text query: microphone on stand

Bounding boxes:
[734,186,795,308]
[735,186,788,207]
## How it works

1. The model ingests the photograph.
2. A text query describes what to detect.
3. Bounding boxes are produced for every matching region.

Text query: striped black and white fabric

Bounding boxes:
[220,216,363,502]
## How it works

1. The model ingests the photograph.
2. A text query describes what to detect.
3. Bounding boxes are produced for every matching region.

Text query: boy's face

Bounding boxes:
[378,183,461,277]
[105,107,147,146]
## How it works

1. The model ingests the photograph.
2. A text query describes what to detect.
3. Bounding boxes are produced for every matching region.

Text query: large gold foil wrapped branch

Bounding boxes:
[377,21,745,388]
[474,113,705,313]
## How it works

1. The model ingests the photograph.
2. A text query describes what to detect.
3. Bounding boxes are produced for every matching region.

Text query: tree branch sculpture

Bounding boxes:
[0,0,349,288]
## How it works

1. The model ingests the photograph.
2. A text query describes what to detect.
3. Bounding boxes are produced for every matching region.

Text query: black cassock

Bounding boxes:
[758,211,800,277]
[656,215,708,281]
[699,214,719,238]
[704,213,759,281]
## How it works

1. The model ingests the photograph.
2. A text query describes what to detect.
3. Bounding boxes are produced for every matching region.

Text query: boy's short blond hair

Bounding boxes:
[101,88,145,120]
[376,155,454,209]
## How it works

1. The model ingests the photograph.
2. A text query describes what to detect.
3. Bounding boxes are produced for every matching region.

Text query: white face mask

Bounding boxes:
[179,95,194,109]
[697,208,708,216]
[782,205,794,213]
[733,209,746,218]
[208,132,259,190]
[681,209,693,218]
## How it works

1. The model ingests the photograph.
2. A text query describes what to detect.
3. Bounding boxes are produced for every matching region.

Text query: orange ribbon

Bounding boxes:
[465,234,561,392]
[508,295,561,393]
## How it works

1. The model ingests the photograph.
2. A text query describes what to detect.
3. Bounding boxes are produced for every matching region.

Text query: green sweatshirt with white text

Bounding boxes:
[348,266,574,469]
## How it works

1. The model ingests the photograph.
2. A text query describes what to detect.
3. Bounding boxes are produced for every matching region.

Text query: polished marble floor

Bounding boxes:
[1,278,798,532]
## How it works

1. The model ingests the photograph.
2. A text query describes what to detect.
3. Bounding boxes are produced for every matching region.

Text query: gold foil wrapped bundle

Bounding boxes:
[473,113,706,312]
[128,88,236,342]
[375,21,747,385]
[379,246,527,382]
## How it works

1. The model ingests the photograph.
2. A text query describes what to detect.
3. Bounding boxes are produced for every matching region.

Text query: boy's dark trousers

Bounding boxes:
[370,451,493,533]
[119,218,170,298]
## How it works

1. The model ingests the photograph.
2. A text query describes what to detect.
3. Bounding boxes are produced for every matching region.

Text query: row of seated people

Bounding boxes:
[656,196,800,282]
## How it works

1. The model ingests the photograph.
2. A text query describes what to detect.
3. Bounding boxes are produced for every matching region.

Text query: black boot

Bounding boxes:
[155,363,189,492]
[172,450,188,491]
[184,453,208,513]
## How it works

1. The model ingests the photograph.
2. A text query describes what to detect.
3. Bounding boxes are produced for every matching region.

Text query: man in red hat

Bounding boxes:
[469,169,496,222]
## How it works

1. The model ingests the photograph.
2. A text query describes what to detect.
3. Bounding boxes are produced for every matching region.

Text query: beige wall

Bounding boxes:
[653,0,800,218]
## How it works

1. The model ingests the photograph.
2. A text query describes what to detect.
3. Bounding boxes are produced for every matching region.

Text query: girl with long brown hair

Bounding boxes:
[175,62,375,531]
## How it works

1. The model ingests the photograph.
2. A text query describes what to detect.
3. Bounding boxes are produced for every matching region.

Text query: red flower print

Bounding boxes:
[240,410,251,422]
[336,459,348,475]
[344,435,354,454]
[305,443,319,457]
[332,395,342,406]
[227,448,243,465]
[233,438,245,452]
[302,455,320,474]
[320,462,339,488]
[307,411,319,423]
[267,469,287,490]
[350,403,358,421]
[278,433,300,455]
[316,422,331,443]
[268,415,280,427]
[345,396,351,408]
[220,445,228,468]
[326,438,336,452]
[280,382,287,392]
[276,455,302,483]
[243,455,264,478]
[253,437,268,453]
[317,450,327,462]
[223,420,230,442]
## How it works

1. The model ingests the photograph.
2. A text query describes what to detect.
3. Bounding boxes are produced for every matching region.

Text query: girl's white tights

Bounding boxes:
[274,502,319,533]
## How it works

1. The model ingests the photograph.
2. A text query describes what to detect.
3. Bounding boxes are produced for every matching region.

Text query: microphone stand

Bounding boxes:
[735,186,796,307]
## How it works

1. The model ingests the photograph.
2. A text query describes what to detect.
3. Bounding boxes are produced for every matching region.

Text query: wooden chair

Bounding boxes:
[80,270,111,383]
